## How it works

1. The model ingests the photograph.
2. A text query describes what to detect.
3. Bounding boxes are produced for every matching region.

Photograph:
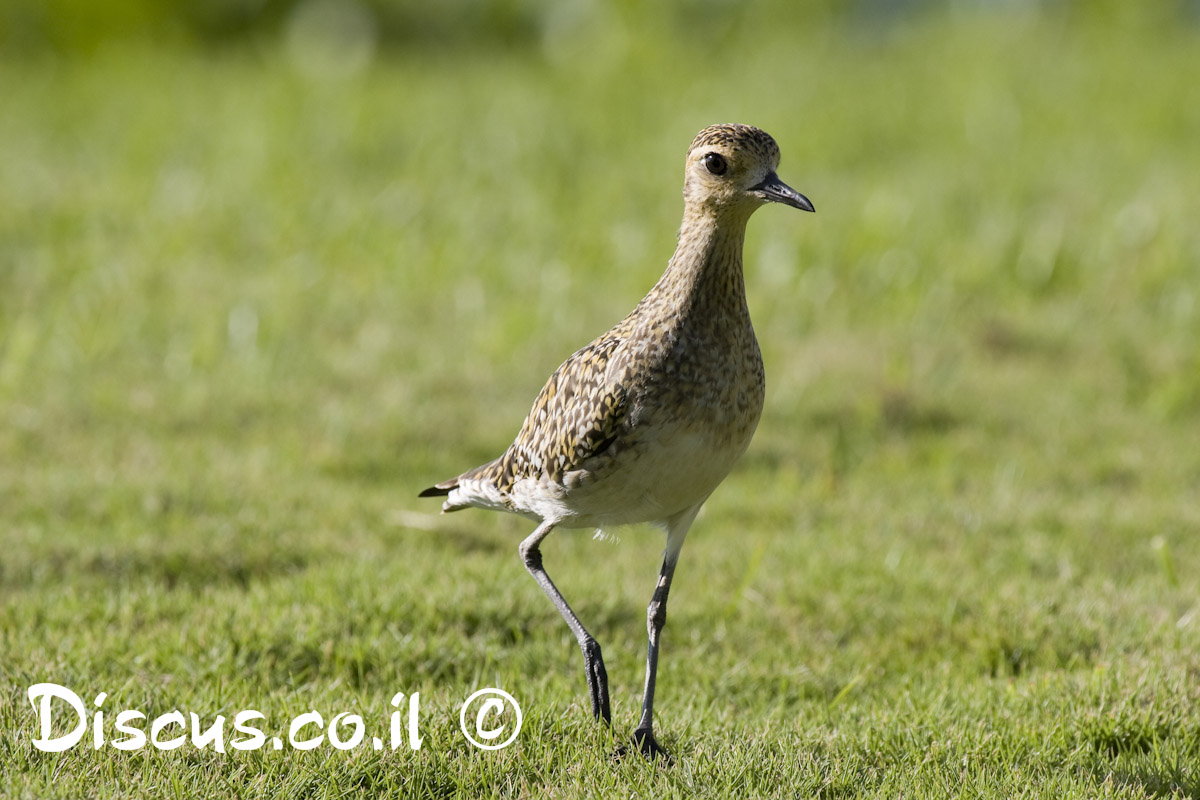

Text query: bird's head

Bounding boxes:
[682,123,814,217]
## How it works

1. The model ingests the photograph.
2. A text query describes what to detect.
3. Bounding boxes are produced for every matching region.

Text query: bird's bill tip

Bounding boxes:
[752,173,814,212]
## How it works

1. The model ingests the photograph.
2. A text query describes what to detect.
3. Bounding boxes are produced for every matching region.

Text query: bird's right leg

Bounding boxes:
[519,520,611,724]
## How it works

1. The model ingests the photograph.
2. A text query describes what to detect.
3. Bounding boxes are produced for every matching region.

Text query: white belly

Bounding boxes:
[510,420,758,529]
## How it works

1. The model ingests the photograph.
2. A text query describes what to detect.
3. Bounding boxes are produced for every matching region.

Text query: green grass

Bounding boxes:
[3,9,1200,798]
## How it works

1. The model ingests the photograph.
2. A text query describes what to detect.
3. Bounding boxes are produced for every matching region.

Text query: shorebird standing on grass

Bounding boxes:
[421,123,814,760]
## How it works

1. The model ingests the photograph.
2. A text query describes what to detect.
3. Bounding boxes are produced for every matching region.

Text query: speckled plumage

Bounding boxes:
[690,123,781,164]
[419,123,813,759]
[424,124,798,527]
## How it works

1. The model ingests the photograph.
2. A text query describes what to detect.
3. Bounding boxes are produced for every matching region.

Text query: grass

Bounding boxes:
[3,8,1200,798]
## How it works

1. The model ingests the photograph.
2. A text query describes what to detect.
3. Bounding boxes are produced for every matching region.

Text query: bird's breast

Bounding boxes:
[642,316,765,438]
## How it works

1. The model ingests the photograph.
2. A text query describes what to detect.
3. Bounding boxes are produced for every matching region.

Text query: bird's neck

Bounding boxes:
[649,206,752,322]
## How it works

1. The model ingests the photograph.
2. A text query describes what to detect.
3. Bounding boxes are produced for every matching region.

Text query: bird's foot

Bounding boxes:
[613,727,674,765]
[582,639,611,724]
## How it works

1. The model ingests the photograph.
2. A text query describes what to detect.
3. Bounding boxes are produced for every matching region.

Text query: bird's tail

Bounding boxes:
[420,457,507,512]
[418,480,457,498]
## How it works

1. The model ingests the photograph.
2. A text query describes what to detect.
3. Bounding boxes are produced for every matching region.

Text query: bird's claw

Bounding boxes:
[582,639,611,724]
[613,727,674,764]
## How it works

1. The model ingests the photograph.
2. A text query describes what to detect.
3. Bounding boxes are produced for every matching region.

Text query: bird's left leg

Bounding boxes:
[519,518,612,724]
[623,503,701,763]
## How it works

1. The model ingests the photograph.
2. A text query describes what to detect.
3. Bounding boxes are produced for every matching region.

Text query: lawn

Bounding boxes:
[2,6,1200,798]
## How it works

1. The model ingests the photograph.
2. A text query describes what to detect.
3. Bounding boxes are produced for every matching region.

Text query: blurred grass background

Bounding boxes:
[2,1,1200,797]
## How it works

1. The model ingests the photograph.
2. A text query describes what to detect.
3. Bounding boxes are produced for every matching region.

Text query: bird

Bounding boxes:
[420,123,813,760]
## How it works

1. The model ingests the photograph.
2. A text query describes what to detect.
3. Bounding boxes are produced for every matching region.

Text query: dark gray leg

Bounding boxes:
[623,503,700,762]
[519,520,611,724]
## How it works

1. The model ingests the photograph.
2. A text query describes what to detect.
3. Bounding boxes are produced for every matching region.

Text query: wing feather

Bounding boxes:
[479,332,632,492]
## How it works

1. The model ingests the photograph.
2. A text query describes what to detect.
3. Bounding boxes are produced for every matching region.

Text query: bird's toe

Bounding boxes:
[613,728,674,765]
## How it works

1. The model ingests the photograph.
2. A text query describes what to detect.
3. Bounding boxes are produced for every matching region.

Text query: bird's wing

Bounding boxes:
[483,331,633,491]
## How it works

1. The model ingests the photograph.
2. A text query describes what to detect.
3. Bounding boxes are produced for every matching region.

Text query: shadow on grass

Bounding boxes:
[2,545,310,591]
[977,317,1073,362]
[1103,769,1199,800]
[1079,713,1200,799]
[744,386,967,477]
[423,525,510,557]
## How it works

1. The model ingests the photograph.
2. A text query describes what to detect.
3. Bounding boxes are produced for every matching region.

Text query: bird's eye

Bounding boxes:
[702,152,727,176]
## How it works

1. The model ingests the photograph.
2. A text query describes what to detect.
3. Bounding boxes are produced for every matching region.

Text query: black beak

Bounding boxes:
[751,172,815,212]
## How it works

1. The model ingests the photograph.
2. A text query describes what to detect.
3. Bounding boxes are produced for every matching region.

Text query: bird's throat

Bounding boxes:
[656,207,752,323]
